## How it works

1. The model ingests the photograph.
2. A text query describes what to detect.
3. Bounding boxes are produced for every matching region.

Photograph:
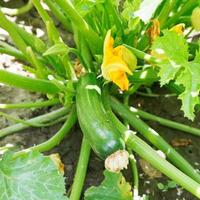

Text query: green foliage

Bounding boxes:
[0,151,68,200]
[75,0,97,16]
[84,170,132,200]
[122,0,141,20]
[152,30,200,120]
[43,42,69,56]
[157,180,177,191]
[152,31,188,85]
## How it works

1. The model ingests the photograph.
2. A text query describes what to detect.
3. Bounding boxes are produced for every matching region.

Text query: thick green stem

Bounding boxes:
[129,107,200,137]
[128,149,139,198]
[0,111,46,127]
[111,97,200,184]
[14,107,77,158]
[0,10,28,54]
[125,131,200,199]
[13,23,46,54]
[124,44,157,63]
[32,0,52,22]
[44,0,72,32]
[0,98,60,109]
[70,136,91,200]
[32,0,61,44]
[0,70,60,94]
[0,47,25,60]
[104,97,200,198]
[162,0,198,28]
[0,107,70,137]
[55,0,102,54]
[1,0,33,16]
[157,0,176,26]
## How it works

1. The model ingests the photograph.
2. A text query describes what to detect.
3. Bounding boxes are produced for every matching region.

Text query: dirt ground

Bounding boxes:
[0,1,200,200]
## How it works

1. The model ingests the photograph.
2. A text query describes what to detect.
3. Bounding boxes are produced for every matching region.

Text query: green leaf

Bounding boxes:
[167,180,177,188]
[157,183,165,190]
[122,0,141,20]
[152,31,200,120]
[84,170,132,200]
[43,42,69,56]
[193,49,200,63]
[75,1,96,16]
[0,151,68,200]
[176,62,200,120]
[152,31,188,86]
[129,67,159,85]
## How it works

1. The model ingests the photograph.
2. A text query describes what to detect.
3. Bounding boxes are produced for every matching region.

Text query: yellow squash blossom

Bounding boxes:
[101,30,137,91]
[169,23,185,35]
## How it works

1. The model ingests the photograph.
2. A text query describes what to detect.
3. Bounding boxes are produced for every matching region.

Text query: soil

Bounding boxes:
[0,1,200,200]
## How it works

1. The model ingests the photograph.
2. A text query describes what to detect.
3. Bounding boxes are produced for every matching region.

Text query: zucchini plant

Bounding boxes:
[0,0,200,199]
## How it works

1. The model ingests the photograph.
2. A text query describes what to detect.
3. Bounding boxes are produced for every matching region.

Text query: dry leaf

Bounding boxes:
[171,138,192,147]
[49,153,65,175]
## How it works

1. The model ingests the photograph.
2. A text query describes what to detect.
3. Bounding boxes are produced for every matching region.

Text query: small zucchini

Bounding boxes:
[76,73,124,159]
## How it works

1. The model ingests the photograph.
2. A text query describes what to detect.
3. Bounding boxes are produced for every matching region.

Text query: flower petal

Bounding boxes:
[109,70,129,91]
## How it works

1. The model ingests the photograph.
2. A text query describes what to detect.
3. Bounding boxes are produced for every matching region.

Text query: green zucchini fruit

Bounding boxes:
[76,73,124,159]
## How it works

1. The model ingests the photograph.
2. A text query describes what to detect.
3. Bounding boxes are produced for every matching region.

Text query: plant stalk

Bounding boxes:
[0,98,60,109]
[129,106,200,137]
[1,0,33,16]
[14,107,77,158]
[55,0,102,54]
[0,107,70,137]
[110,97,200,184]
[70,136,91,200]
[125,130,200,199]
[0,70,60,94]
[104,96,200,198]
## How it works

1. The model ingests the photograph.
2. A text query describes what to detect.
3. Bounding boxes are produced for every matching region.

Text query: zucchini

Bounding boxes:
[76,73,124,159]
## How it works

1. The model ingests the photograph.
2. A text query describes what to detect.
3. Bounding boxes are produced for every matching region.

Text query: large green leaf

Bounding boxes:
[84,170,132,200]
[0,151,68,200]
[152,30,188,86]
[152,31,200,120]
[176,62,200,120]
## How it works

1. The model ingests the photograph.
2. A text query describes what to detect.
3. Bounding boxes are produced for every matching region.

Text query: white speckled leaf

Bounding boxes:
[0,151,68,200]
[152,30,188,86]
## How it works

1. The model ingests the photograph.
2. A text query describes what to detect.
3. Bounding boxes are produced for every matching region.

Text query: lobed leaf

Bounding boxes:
[152,30,188,86]
[152,31,200,120]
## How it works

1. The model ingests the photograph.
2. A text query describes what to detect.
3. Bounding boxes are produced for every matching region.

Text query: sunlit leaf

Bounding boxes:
[152,30,188,86]
[176,62,200,120]
[0,151,68,200]
[152,30,200,120]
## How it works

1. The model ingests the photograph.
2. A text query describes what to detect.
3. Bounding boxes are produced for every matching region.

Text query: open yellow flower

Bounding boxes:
[101,30,137,91]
